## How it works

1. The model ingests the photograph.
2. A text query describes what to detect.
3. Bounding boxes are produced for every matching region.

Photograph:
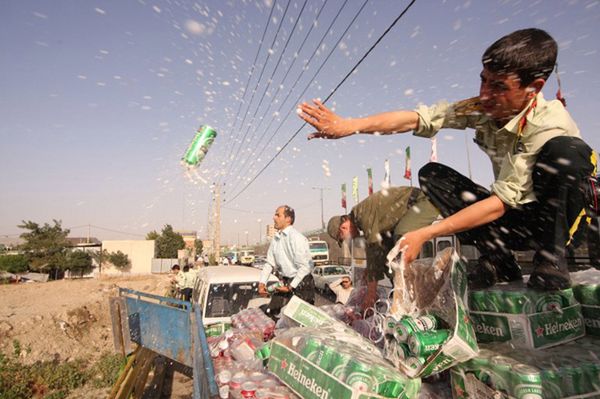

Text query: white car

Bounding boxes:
[192,266,278,336]
[311,265,351,292]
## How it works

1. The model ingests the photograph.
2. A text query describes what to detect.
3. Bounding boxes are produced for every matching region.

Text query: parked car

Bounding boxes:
[311,265,350,292]
[192,266,278,336]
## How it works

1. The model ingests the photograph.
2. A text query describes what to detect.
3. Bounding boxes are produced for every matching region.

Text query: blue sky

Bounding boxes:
[1,0,599,245]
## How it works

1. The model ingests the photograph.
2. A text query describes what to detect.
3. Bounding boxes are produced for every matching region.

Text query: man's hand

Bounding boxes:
[276,285,292,294]
[297,99,353,140]
[258,283,268,297]
[396,229,430,265]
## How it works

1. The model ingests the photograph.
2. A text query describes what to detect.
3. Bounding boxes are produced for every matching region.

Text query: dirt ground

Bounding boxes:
[0,274,194,398]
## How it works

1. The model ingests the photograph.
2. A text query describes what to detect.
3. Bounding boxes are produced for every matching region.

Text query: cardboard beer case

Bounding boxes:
[468,283,585,349]
[571,268,600,337]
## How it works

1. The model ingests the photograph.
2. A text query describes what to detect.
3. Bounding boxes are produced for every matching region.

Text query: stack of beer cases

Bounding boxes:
[450,337,600,399]
[571,268,600,337]
[267,326,422,399]
[451,271,600,399]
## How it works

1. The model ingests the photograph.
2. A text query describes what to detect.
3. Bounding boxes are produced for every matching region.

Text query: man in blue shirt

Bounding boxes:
[258,205,315,318]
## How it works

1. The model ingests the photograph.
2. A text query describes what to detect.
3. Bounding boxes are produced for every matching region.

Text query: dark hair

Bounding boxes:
[482,28,557,86]
[172,264,180,271]
[279,205,295,224]
[183,265,190,272]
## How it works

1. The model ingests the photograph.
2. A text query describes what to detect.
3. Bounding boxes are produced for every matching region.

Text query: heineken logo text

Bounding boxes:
[475,323,504,337]
[543,318,582,336]
[583,317,599,329]
[287,362,329,399]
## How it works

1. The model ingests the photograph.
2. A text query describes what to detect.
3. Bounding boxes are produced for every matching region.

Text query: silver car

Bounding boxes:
[311,265,350,292]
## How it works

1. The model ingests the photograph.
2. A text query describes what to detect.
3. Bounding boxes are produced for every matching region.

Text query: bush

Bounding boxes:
[89,352,127,388]
[0,254,29,273]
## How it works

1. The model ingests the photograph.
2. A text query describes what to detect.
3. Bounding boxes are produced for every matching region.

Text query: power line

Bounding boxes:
[222,0,293,182]
[226,0,418,203]
[219,0,278,182]
[225,0,351,187]
[225,0,338,183]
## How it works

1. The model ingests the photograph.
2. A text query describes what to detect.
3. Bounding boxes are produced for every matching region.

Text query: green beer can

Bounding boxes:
[488,355,515,392]
[182,125,217,168]
[300,337,323,362]
[344,358,375,392]
[329,349,353,380]
[372,365,404,398]
[540,367,564,399]
[404,356,426,371]
[395,315,438,342]
[407,329,450,357]
[501,291,532,314]
[316,341,338,370]
[511,364,543,399]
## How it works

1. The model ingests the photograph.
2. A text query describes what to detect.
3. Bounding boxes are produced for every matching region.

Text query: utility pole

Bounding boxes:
[312,186,330,230]
[213,185,221,263]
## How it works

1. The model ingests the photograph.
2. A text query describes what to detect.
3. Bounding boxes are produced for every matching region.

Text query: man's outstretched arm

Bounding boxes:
[297,99,419,140]
[399,195,508,264]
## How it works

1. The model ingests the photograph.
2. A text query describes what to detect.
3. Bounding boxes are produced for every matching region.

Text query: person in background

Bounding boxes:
[178,265,196,302]
[327,186,439,310]
[166,264,181,298]
[258,205,315,319]
[328,276,354,305]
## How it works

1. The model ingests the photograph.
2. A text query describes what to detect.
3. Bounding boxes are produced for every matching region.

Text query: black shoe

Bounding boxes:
[467,256,497,290]
[495,255,523,283]
[527,252,571,291]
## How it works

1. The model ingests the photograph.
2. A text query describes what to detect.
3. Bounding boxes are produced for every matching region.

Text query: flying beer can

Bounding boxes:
[182,125,217,168]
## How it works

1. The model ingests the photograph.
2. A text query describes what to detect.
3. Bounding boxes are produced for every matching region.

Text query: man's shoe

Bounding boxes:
[495,255,523,283]
[467,256,497,290]
[527,253,571,291]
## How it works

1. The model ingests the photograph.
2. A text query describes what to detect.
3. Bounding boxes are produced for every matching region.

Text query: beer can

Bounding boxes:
[396,343,411,360]
[540,367,564,399]
[344,358,376,392]
[407,329,450,357]
[470,290,502,312]
[300,337,323,362]
[182,125,217,168]
[404,356,426,371]
[502,291,532,314]
[372,365,404,398]
[581,362,600,394]
[560,364,585,396]
[316,342,338,371]
[489,355,515,393]
[394,315,438,342]
[255,343,271,360]
[267,282,282,293]
[328,349,353,379]
[511,364,543,399]
[384,316,398,336]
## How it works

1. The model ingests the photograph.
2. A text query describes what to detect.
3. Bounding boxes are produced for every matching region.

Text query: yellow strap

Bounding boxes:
[566,209,590,247]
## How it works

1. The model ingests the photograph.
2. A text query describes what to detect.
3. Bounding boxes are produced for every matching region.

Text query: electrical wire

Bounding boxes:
[226,0,418,203]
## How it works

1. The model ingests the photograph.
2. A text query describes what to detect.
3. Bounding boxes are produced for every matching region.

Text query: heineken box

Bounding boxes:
[571,268,600,337]
[204,322,231,338]
[468,284,585,349]
[384,248,479,378]
[283,295,360,336]
[450,338,600,399]
[267,327,421,399]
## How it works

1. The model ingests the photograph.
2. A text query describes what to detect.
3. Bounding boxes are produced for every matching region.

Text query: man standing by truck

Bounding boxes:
[258,205,315,318]
[327,186,439,310]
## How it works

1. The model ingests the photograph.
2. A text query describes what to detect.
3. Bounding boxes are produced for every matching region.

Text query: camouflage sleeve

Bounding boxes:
[365,243,389,282]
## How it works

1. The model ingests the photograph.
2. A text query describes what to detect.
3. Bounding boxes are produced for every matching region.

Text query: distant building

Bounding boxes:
[177,230,198,251]
[266,224,275,240]
[102,240,155,275]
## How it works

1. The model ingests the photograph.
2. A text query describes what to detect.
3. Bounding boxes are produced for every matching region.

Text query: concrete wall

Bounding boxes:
[102,240,155,275]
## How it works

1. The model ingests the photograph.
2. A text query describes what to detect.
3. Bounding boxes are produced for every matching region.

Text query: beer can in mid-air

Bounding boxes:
[407,329,450,357]
[182,125,217,168]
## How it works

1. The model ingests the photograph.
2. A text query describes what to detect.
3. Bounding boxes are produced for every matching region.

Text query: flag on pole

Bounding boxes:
[367,168,373,195]
[341,183,347,210]
[430,137,438,162]
[404,146,412,180]
[352,176,359,204]
[383,159,391,188]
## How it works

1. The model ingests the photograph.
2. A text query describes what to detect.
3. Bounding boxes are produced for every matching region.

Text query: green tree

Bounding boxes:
[194,239,203,257]
[152,225,185,258]
[18,220,70,277]
[108,251,130,270]
[90,249,110,275]
[146,231,159,240]
[65,250,93,277]
[0,254,29,273]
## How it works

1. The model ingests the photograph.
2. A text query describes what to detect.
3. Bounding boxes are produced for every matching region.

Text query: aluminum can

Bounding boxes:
[182,125,217,167]
[404,356,425,372]
[560,364,585,396]
[343,358,375,392]
[407,329,450,357]
[470,290,502,312]
[316,342,338,371]
[300,337,323,362]
[581,362,600,394]
[394,315,438,342]
[501,291,531,314]
[384,316,398,336]
[540,367,563,399]
[488,355,515,392]
[328,349,353,379]
[372,365,405,398]
[511,364,543,399]
[267,282,282,293]
[396,343,410,360]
